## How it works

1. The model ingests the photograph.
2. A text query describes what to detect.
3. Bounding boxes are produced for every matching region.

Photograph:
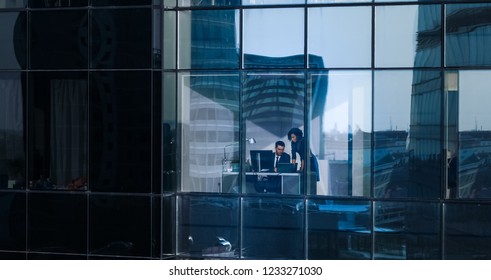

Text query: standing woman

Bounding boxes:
[288,128,306,171]
[288,127,319,194]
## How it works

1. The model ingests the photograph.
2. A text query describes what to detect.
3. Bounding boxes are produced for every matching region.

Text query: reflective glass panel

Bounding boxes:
[308,7,371,68]
[0,72,25,190]
[89,71,152,193]
[374,70,442,199]
[89,195,151,257]
[0,192,25,251]
[0,0,25,8]
[446,4,491,67]
[164,0,176,8]
[243,0,304,4]
[375,0,439,2]
[445,203,491,259]
[177,195,239,258]
[375,5,441,68]
[91,8,152,69]
[163,11,176,70]
[308,71,371,197]
[243,8,304,69]
[178,10,239,69]
[309,0,369,2]
[243,72,305,194]
[163,72,177,192]
[28,193,87,254]
[91,0,154,6]
[178,72,240,193]
[29,0,87,7]
[28,71,88,191]
[374,201,440,259]
[0,12,26,70]
[447,70,491,199]
[242,197,304,259]
[178,0,240,6]
[308,199,371,259]
[162,194,175,257]
[30,10,88,70]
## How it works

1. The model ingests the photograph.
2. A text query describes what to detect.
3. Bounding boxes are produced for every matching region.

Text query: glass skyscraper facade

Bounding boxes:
[1,0,491,259]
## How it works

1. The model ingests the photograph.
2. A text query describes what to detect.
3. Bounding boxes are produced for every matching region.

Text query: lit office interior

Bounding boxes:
[1,0,491,259]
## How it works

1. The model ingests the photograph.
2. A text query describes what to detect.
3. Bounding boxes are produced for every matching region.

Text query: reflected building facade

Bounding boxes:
[1,0,491,260]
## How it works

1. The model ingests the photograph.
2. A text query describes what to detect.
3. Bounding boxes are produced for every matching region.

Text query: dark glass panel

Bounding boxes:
[91,8,152,69]
[178,10,239,69]
[177,195,239,258]
[27,253,86,259]
[0,192,26,251]
[153,72,162,194]
[374,201,440,259]
[30,10,88,69]
[151,195,161,258]
[28,193,87,254]
[153,9,162,69]
[29,0,87,8]
[91,0,154,6]
[308,199,371,259]
[0,12,26,70]
[89,71,151,193]
[445,203,491,259]
[162,72,176,192]
[0,0,26,8]
[446,4,491,67]
[0,252,26,259]
[0,72,26,190]
[374,70,443,199]
[242,197,304,259]
[28,71,88,191]
[89,195,151,257]
[162,194,175,257]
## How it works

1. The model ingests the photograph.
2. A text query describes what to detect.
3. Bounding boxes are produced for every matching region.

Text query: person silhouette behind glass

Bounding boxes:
[254,141,290,193]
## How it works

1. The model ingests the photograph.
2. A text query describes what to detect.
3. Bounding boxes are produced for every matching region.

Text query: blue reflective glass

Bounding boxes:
[177,196,239,258]
[308,7,371,68]
[374,201,441,259]
[374,70,442,199]
[308,199,371,259]
[0,12,26,70]
[242,197,304,259]
[375,5,441,68]
[178,10,239,69]
[308,71,372,197]
[445,203,491,259]
[243,8,304,69]
[446,4,491,67]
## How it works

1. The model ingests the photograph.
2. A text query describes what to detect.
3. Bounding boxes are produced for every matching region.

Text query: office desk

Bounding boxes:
[221,172,301,194]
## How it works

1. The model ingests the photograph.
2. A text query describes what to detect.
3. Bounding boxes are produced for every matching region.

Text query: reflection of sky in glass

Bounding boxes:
[374,71,412,131]
[323,71,372,133]
[308,6,371,68]
[459,71,491,131]
[243,8,304,58]
[375,5,418,67]
[243,0,304,4]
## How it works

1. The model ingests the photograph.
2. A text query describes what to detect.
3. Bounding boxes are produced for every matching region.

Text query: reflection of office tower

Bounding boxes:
[407,6,443,198]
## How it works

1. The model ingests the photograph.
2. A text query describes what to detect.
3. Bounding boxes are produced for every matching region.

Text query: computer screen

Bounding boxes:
[250,150,274,172]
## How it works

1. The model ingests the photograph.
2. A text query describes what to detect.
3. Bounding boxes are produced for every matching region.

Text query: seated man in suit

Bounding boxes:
[273,140,291,173]
[256,141,292,193]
